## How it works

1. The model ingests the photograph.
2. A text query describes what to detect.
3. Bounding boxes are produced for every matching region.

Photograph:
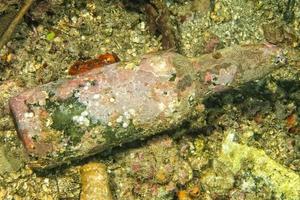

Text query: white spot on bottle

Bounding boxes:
[116,116,123,123]
[93,94,100,99]
[110,97,115,103]
[122,122,128,128]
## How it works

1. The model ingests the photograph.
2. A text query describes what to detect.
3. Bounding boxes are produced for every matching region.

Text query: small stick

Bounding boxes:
[0,0,35,50]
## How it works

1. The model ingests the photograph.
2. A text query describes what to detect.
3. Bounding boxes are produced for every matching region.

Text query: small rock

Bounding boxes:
[262,22,299,47]
[200,160,235,194]
[210,1,232,24]
[80,162,113,200]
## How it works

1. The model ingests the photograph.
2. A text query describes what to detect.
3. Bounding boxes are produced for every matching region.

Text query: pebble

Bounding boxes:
[80,162,113,200]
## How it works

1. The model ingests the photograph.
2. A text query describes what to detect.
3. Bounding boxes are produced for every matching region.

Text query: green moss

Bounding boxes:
[46,96,86,144]
[172,54,194,77]
[103,121,143,145]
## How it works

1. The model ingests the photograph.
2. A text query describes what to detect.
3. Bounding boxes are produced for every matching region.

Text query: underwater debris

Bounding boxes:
[9,44,287,169]
[68,52,120,75]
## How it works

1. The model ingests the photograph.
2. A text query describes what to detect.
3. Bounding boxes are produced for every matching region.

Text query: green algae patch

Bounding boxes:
[103,123,139,145]
[46,96,87,144]
[46,31,56,41]
[172,54,194,77]
[219,130,300,200]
